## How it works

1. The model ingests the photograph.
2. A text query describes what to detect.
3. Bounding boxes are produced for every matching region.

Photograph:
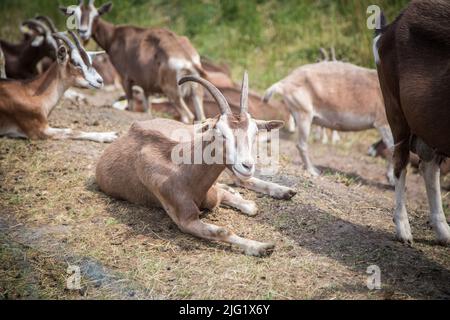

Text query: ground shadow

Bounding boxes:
[317,165,394,191]
[256,195,450,299]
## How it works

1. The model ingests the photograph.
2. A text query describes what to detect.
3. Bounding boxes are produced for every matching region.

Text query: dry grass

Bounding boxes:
[0,89,449,300]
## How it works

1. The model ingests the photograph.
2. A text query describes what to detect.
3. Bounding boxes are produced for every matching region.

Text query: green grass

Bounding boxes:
[0,0,409,89]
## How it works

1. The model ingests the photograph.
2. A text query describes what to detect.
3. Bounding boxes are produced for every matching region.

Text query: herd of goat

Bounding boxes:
[0,0,449,256]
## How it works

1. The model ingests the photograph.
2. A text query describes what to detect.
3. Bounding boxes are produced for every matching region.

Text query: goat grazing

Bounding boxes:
[0,31,117,143]
[375,0,450,244]
[1,19,57,79]
[60,0,206,123]
[96,73,296,256]
[264,61,395,184]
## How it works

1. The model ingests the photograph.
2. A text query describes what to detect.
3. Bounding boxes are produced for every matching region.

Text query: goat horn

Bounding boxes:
[79,0,84,5]
[22,19,49,36]
[89,0,95,5]
[35,16,58,33]
[178,76,231,115]
[68,30,91,64]
[53,32,76,52]
[240,71,249,114]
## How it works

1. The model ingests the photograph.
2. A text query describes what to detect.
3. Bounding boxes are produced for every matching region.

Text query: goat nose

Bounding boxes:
[97,78,104,85]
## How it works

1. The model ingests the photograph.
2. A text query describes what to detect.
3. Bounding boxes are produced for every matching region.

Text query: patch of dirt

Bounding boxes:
[0,89,449,300]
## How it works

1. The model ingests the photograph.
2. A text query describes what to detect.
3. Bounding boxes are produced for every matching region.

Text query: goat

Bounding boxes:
[96,73,296,256]
[264,61,395,185]
[375,0,450,245]
[0,31,117,143]
[1,19,57,79]
[60,0,206,123]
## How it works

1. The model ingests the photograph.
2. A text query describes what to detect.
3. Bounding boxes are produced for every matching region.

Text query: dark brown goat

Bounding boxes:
[1,19,57,79]
[375,0,450,244]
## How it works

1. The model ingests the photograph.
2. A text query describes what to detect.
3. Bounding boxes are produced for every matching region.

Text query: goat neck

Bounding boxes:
[91,17,115,52]
[28,61,67,117]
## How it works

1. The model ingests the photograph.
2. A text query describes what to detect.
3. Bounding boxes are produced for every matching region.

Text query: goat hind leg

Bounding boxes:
[421,159,450,245]
[294,111,320,176]
[180,218,274,257]
[377,125,395,186]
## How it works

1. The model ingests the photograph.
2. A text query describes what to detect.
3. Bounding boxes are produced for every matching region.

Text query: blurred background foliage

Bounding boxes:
[0,0,409,90]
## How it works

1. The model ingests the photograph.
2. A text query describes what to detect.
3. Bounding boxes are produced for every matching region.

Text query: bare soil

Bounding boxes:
[0,88,449,300]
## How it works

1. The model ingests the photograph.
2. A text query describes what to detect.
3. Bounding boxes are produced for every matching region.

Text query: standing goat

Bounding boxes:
[0,31,116,142]
[375,1,450,245]
[96,73,296,256]
[1,19,57,79]
[60,0,206,123]
[264,61,395,185]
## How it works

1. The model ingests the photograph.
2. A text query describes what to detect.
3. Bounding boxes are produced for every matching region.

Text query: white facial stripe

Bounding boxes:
[71,49,103,88]
[74,4,98,40]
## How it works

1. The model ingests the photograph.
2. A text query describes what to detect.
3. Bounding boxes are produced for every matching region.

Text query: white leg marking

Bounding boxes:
[227,169,296,200]
[421,161,450,244]
[217,184,258,216]
[394,169,413,243]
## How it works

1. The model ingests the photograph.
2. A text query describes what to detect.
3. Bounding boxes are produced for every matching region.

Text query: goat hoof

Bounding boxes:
[308,167,321,177]
[435,224,450,245]
[245,242,275,257]
[272,187,297,200]
[242,201,258,216]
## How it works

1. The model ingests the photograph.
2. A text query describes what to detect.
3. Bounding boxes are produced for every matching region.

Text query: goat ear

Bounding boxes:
[98,2,113,16]
[255,120,285,131]
[57,46,68,64]
[31,35,45,47]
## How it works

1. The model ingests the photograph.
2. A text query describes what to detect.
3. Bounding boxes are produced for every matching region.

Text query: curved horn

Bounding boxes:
[68,30,85,53]
[53,32,76,51]
[240,71,249,114]
[178,76,231,115]
[68,30,91,63]
[89,0,95,5]
[22,19,49,35]
[79,0,84,5]
[35,16,58,33]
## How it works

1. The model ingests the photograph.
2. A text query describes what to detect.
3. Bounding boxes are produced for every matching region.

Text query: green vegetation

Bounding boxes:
[0,0,408,90]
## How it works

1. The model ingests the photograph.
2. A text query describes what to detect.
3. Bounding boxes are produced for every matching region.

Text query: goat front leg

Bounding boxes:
[44,127,118,143]
[215,184,258,216]
[421,159,450,245]
[165,198,274,257]
[226,169,297,200]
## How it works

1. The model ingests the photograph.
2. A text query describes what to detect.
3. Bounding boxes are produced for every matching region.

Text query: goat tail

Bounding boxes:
[263,82,283,103]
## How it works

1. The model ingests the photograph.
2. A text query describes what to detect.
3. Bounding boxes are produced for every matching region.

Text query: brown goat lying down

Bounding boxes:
[96,74,296,256]
[375,0,450,244]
